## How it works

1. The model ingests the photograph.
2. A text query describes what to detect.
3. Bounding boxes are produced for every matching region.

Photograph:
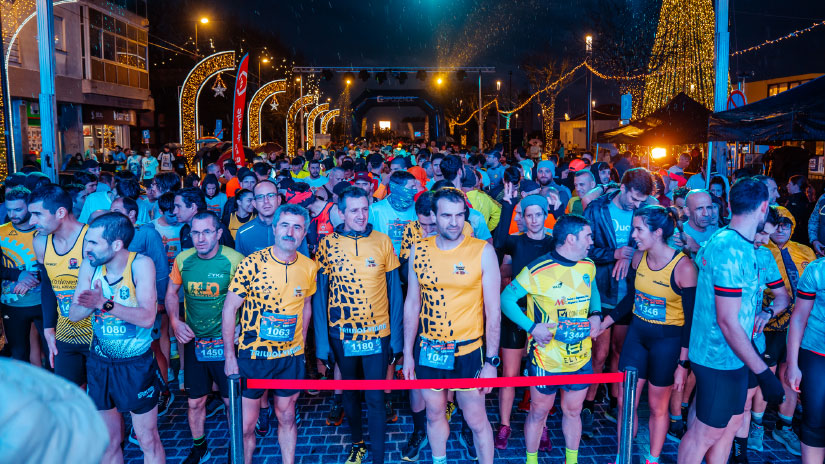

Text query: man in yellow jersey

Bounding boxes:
[501,214,602,464]
[402,187,501,464]
[1,186,45,362]
[29,184,91,385]
[222,204,318,464]
[314,186,403,464]
[68,212,164,464]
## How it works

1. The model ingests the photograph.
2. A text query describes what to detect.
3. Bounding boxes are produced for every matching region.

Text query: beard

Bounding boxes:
[87,250,114,267]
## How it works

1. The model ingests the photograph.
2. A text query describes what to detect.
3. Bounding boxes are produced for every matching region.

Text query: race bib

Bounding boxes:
[195,337,225,362]
[259,312,297,342]
[344,338,382,357]
[554,317,590,345]
[633,290,667,322]
[94,313,136,340]
[56,291,73,317]
[418,337,455,370]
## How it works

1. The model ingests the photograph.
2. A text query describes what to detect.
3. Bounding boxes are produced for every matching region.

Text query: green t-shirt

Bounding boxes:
[170,245,244,338]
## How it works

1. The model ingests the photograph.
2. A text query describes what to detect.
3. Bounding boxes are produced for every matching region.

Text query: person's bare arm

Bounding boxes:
[222,291,245,376]
[301,296,312,343]
[480,243,501,357]
[166,281,195,343]
[785,297,813,392]
[402,247,421,380]
[75,255,158,328]
[69,259,96,322]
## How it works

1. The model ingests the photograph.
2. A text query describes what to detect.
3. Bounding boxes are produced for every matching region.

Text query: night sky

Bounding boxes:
[175,0,825,122]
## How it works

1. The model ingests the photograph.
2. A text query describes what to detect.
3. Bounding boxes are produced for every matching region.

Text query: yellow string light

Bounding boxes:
[305,103,329,147]
[247,78,286,147]
[179,51,236,164]
[285,94,317,156]
[320,109,340,135]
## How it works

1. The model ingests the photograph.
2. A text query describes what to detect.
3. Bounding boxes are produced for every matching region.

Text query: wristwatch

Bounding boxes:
[101,298,115,314]
[677,359,691,370]
[484,356,501,368]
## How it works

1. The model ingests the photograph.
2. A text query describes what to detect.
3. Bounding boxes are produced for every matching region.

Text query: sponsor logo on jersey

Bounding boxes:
[582,274,591,287]
[294,286,304,298]
[365,257,377,268]
[453,262,466,275]
[119,286,130,300]
[68,258,79,269]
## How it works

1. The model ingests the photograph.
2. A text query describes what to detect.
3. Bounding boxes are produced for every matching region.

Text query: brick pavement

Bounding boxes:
[124,379,801,464]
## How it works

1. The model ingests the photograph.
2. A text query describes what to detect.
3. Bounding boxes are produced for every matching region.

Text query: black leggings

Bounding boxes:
[2,304,46,363]
[799,348,825,448]
[330,337,390,464]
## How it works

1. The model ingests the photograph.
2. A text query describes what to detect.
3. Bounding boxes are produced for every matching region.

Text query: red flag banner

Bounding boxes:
[231,53,250,166]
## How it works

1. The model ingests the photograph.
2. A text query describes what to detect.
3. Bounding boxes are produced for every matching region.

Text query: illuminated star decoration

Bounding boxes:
[212,74,227,98]
[269,97,279,110]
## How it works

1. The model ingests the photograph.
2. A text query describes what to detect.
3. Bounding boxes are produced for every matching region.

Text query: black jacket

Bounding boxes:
[784,192,811,245]
[583,190,635,307]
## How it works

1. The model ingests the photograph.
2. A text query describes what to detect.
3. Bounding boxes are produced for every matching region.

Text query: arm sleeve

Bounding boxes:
[494,201,515,250]
[387,268,404,355]
[487,197,501,231]
[501,279,535,333]
[38,263,57,330]
[589,278,603,317]
[680,287,697,348]
[608,267,637,321]
[797,261,822,300]
[312,270,331,362]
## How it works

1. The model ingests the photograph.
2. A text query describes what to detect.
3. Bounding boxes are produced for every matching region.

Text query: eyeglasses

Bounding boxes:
[254,192,278,202]
[190,229,216,238]
[777,223,792,232]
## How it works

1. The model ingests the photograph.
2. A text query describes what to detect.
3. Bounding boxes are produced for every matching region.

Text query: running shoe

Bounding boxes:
[326,401,345,426]
[458,428,478,461]
[604,406,618,424]
[494,424,511,450]
[344,443,368,464]
[128,426,139,446]
[157,391,174,417]
[747,422,764,452]
[307,374,326,396]
[182,445,211,464]
[400,429,428,461]
[385,400,398,423]
[581,408,594,439]
[445,401,457,422]
[772,427,802,456]
[539,426,552,452]
[666,420,685,442]
[517,389,531,412]
[549,405,558,417]
[204,394,225,418]
[255,406,272,437]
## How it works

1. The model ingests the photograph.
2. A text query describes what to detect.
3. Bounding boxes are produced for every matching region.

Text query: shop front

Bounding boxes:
[82,105,137,160]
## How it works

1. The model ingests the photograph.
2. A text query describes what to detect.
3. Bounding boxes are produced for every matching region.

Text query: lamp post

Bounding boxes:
[478,71,483,151]
[258,57,269,88]
[585,34,593,151]
[194,17,209,57]
[496,80,501,141]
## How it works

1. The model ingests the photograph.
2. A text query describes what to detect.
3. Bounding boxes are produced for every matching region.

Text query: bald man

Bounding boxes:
[671,190,718,254]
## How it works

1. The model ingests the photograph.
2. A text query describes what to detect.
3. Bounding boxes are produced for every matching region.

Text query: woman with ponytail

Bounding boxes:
[598,205,697,464]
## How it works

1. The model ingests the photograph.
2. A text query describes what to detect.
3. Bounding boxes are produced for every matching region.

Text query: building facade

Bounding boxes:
[4,0,153,170]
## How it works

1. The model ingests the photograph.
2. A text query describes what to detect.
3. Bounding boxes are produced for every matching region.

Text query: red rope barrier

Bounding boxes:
[247,372,625,391]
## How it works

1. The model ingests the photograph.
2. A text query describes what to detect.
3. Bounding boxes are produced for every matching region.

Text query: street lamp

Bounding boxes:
[436,76,443,85]
[258,57,270,88]
[496,80,501,91]
[585,34,593,150]
[194,17,209,57]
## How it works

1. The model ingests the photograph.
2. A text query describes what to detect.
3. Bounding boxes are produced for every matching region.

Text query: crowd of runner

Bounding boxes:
[1,141,824,464]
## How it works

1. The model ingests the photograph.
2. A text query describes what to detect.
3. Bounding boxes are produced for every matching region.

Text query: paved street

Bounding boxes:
[124,377,801,464]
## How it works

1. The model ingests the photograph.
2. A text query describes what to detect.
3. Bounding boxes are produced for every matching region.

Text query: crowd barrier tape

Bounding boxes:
[246,372,626,391]
[228,368,639,464]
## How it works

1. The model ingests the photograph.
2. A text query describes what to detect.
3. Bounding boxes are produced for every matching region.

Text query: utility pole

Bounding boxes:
[299,75,305,151]
[477,71,483,151]
[585,35,593,152]
[37,0,58,181]
[708,0,729,185]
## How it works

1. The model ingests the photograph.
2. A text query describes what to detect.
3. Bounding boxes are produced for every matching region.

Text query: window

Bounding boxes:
[86,7,149,88]
[54,16,66,51]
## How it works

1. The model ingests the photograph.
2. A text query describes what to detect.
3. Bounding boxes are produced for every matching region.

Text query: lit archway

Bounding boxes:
[321,109,340,134]
[179,51,236,164]
[246,78,286,147]
[1,0,79,179]
[286,94,317,156]
[305,103,329,148]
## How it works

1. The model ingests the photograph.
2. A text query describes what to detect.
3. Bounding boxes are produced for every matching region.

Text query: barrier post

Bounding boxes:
[617,367,638,464]
[228,374,244,464]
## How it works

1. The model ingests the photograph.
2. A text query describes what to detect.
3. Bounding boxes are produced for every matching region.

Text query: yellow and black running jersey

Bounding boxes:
[0,222,41,307]
[412,235,486,355]
[44,225,92,345]
[228,212,255,240]
[90,252,153,359]
[399,220,474,260]
[316,229,399,341]
[633,251,687,326]
[515,254,597,373]
[229,247,318,360]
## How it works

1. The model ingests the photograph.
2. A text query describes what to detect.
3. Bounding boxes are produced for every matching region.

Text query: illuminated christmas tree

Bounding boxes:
[639,0,716,117]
